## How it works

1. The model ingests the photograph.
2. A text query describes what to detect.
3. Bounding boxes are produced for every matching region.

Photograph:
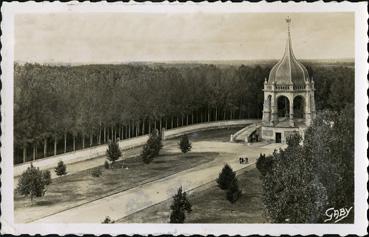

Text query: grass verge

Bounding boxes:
[15,151,217,223]
[118,166,269,223]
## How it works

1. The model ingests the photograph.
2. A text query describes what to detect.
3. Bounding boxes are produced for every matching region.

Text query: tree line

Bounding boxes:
[14,62,354,164]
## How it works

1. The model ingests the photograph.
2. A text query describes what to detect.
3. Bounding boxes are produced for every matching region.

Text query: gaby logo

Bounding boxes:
[324,207,353,223]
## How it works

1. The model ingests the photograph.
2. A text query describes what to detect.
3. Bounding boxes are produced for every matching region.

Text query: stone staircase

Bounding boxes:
[230,123,261,143]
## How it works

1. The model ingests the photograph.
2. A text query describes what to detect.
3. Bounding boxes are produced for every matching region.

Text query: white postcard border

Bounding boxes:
[1,1,368,235]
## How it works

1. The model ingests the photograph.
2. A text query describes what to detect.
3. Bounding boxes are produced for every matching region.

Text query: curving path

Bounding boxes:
[33,140,284,223]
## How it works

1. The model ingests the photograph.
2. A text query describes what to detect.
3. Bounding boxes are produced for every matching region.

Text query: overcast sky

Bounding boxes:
[15,12,354,64]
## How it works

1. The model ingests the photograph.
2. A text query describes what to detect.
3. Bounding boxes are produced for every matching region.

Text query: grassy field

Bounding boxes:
[15,151,217,222]
[15,127,243,223]
[118,165,269,223]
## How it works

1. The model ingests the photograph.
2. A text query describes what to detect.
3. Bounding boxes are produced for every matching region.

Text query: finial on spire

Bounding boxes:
[286,16,291,33]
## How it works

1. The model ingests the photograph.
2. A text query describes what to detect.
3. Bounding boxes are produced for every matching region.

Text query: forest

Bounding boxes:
[14,62,354,164]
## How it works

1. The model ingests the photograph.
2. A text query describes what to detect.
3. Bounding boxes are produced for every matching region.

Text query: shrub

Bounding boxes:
[226,178,242,203]
[104,160,110,169]
[169,187,192,223]
[106,140,122,165]
[55,161,67,176]
[216,164,236,190]
[102,216,115,223]
[179,135,192,153]
[256,153,274,176]
[42,170,52,185]
[91,168,102,177]
[17,164,47,201]
[142,129,163,164]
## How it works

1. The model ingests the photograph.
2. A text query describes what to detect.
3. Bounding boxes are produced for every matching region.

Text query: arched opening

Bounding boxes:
[293,96,305,119]
[277,96,290,121]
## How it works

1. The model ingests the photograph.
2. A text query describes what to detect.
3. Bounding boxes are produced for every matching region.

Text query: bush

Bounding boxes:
[104,160,110,169]
[256,153,274,176]
[91,168,102,177]
[142,129,163,164]
[226,178,242,203]
[106,140,122,165]
[42,170,52,185]
[17,164,48,201]
[179,135,192,153]
[169,187,192,223]
[102,216,115,223]
[55,161,67,176]
[216,164,236,190]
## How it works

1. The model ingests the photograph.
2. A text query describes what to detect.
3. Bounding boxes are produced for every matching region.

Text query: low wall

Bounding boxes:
[232,123,261,142]
[14,119,259,177]
[163,119,259,140]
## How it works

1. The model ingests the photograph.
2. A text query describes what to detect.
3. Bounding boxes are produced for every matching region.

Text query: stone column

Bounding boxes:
[289,97,294,127]
[262,95,271,125]
[305,93,312,126]
[311,80,317,120]
[271,94,278,126]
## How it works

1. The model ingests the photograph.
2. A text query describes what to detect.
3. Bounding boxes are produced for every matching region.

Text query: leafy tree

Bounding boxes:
[169,187,192,223]
[304,106,354,208]
[106,140,122,165]
[42,170,52,185]
[142,129,163,164]
[216,164,236,190]
[256,153,274,176]
[262,134,328,223]
[261,108,355,224]
[13,62,354,165]
[55,161,67,176]
[226,178,242,203]
[17,164,49,201]
[179,135,192,153]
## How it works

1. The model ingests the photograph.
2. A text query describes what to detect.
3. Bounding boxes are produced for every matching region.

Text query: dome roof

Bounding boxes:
[268,19,309,86]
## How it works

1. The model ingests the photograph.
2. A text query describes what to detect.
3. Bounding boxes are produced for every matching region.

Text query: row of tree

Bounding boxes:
[14,62,354,164]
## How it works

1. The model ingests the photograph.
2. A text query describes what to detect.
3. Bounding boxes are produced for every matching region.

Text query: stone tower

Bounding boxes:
[261,17,316,143]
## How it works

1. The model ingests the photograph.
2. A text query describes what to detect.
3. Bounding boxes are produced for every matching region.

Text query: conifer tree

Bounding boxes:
[142,129,163,164]
[216,164,236,190]
[256,153,274,176]
[55,161,67,176]
[226,178,242,203]
[42,170,52,185]
[179,135,192,153]
[169,187,192,223]
[106,140,122,166]
[17,164,50,202]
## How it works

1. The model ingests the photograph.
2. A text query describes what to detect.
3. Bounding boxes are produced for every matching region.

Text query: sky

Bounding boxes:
[14,12,354,64]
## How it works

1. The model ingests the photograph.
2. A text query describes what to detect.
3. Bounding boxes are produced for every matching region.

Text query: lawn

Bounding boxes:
[188,126,244,142]
[14,127,246,223]
[15,151,217,223]
[118,165,269,223]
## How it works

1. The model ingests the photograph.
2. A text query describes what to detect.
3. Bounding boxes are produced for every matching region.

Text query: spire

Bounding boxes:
[267,17,310,86]
[286,16,291,36]
[284,16,294,60]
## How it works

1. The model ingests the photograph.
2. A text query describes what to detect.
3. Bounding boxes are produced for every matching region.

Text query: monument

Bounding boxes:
[261,17,316,143]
